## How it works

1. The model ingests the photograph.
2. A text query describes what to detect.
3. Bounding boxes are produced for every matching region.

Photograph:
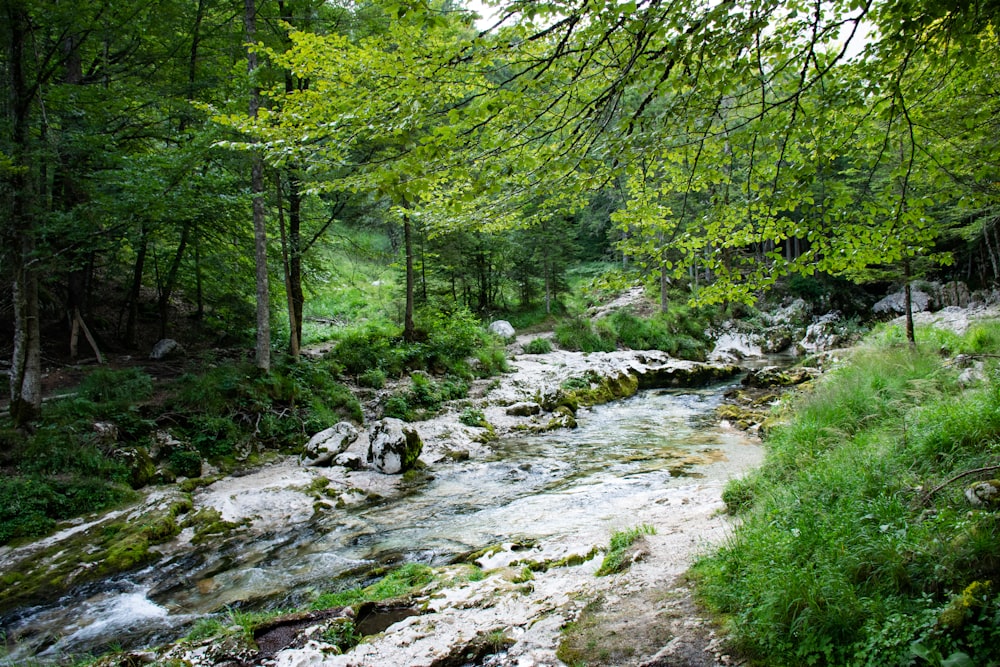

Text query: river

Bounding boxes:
[2,379,762,665]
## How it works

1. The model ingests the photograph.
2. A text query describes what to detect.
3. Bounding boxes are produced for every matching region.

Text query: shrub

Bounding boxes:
[523,337,553,354]
[459,408,488,428]
[358,368,387,389]
[555,318,616,352]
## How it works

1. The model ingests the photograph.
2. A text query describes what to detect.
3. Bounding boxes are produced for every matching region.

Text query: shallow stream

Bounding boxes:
[3,382,761,664]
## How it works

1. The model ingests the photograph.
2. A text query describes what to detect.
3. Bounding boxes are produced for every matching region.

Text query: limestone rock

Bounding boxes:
[149,338,183,361]
[873,287,930,315]
[547,405,578,430]
[488,320,516,340]
[506,401,542,417]
[965,479,1000,507]
[334,451,365,471]
[937,281,971,308]
[92,421,119,445]
[743,366,819,388]
[799,312,843,353]
[367,418,423,474]
[635,361,740,389]
[301,422,359,467]
[150,430,186,461]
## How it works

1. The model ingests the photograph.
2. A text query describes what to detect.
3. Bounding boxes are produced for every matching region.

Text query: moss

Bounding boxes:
[185,507,244,545]
[105,533,154,570]
[558,371,640,411]
[512,546,601,573]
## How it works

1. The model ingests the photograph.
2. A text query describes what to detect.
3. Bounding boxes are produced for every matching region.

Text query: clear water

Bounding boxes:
[2,383,760,663]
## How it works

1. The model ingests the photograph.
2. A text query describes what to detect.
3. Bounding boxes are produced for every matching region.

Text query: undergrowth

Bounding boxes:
[693,322,1000,666]
[553,306,716,359]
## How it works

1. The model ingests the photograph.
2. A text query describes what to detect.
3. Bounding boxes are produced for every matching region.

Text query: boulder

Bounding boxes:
[506,401,542,417]
[333,451,365,471]
[635,361,740,389]
[117,447,157,489]
[488,320,516,340]
[965,480,1000,508]
[799,312,843,353]
[149,338,183,361]
[742,366,819,389]
[873,287,930,315]
[547,405,578,430]
[92,421,119,445]
[367,418,423,474]
[937,281,971,308]
[301,422,359,467]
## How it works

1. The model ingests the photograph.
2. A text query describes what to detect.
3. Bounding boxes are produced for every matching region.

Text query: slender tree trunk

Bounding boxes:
[287,169,304,358]
[544,259,552,315]
[6,3,42,426]
[245,0,270,370]
[904,261,915,347]
[277,175,300,360]
[403,211,416,341]
[157,223,190,339]
[125,227,148,345]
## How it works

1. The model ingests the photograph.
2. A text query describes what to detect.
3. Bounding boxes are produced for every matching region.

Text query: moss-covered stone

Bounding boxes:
[742,366,819,388]
[185,507,244,545]
[105,533,154,570]
[547,406,578,430]
[635,362,740,389]
[117,446,157,489]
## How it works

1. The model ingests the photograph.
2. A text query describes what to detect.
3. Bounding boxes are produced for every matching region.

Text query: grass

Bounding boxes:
[692,322,1000,666]
[553,305,716,359]
[311,563,435,610]
[595,524,656,576]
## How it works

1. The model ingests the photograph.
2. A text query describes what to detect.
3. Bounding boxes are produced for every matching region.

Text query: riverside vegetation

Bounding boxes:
[694,322,1000,666]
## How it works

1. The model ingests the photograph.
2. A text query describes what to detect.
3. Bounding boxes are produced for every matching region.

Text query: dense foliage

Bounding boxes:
[694,324,1000,665]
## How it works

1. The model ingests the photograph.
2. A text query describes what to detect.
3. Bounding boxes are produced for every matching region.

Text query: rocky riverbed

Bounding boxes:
[1,344,771,667]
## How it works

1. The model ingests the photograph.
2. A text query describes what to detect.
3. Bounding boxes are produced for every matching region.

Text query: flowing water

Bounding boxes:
[2,381,761,664]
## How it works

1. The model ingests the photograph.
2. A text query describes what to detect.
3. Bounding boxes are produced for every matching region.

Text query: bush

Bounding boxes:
[459,408,488,428]
[358,368,387,389]
[523,337,553,354]
[381,373,469,421]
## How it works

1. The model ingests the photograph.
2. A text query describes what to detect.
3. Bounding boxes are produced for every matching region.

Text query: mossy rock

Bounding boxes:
[636,362,740,389]
[105,533,154,571]
[546,406,578,430]
[117,446,157,489]
[965,479,1000,508]
[742,366,819,389]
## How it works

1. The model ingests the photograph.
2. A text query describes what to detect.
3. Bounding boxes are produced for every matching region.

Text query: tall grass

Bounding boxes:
[693,324,1000,666]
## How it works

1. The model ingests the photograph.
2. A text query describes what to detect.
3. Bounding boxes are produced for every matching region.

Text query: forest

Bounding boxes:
[2,0,1000,665]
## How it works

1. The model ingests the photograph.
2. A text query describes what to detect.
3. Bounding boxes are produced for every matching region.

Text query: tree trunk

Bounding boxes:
[277,174,301,360]
[904,261,915,347]
[125,226,149,346]
[245,0,270,371]
[403,211,416,342]
[157,223,191,339]
[6,2,42,426]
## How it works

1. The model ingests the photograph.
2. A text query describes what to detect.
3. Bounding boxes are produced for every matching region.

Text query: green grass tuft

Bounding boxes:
[596,524,656,576]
